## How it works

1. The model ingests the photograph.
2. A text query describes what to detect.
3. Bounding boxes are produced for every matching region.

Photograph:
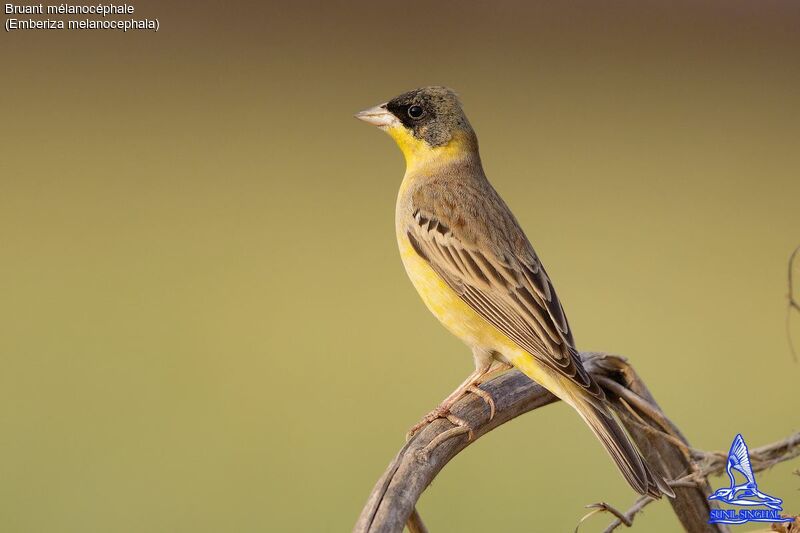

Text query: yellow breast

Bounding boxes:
[396,232,512,350]
[396,232,566,396]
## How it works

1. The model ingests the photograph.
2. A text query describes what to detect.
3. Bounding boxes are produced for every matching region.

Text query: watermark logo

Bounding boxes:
[708,434,793,525]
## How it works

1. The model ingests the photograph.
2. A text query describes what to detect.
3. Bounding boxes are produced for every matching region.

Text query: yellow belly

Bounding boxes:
[398,234,513,351]
[397,232,570,398]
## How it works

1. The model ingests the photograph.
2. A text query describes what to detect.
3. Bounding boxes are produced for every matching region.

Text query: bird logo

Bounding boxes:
[708,434,793,524]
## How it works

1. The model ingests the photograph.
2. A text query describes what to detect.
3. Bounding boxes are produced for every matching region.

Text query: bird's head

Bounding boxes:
[708,487,734,502]
[355,86,478,171]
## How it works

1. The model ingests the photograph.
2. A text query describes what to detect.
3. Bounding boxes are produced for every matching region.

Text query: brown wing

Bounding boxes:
[406,181,603,400]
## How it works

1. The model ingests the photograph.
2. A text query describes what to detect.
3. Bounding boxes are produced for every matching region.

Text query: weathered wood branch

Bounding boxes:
[354,352,799,533]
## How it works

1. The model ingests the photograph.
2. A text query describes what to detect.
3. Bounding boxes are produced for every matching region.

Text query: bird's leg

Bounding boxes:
[406,369,481,440]
[474,361,513,385]
[406,360,494,442]
[461,361,511,421]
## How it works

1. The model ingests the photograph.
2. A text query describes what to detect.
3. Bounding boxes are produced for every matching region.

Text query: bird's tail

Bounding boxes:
[568,390,674,498]
[510,354,673,498]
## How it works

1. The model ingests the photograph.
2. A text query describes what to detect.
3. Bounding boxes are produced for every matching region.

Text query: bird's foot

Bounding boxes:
[406,403,454,441]
[466,384,496,420]
[418,414,474,459]
[406,383,496,447]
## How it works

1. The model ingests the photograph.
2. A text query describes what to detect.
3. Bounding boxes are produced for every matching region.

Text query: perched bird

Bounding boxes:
[356,86,672,498]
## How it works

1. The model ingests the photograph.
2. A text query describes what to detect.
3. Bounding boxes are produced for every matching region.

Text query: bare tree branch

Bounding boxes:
[354,351,797,533]
[698,433,800,478]
[354,352,800,533]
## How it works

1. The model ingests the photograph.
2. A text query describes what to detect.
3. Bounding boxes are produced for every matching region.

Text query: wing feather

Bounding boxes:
[729,434,755,484]
[406,188,602,400]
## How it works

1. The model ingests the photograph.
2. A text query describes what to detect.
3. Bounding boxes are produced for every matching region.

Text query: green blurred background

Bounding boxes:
[2,1,799,531]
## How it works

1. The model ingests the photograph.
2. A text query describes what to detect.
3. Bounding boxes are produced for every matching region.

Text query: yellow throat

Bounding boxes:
[386,126,474,176]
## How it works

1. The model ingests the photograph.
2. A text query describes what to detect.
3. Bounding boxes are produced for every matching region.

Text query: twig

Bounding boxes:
[591,501,634,527]
[600,496,653,532]
[613,399,696,457]
[576,501,634,532]
[405,507,428,533]
[693,431,800,478]
[787,245,800,361]
[595,376,679,437]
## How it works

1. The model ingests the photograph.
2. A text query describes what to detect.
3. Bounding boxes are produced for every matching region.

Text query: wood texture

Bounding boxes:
[353,352,731,533]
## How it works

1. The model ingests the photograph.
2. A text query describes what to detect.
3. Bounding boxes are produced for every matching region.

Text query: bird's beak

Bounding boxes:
[354,103,398,129]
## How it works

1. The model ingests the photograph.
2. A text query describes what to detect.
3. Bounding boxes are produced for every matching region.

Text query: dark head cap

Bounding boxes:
[385,86,475,147]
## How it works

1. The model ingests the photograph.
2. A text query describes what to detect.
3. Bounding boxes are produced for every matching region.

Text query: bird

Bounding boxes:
[355,86,673,498]
[725,434,757,494]
[708,434,784,509]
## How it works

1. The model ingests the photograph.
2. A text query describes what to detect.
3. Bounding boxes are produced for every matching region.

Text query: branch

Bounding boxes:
[694,432,800,479]
[356,352,796,533]
[577,496,653,533]
[353,358,562,533]
[788,245,800,361]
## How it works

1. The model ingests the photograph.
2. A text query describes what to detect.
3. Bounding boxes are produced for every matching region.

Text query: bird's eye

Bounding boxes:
[407,105,424,119]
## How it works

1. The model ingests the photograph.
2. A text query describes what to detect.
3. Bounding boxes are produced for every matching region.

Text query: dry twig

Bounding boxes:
[788,245,800,361]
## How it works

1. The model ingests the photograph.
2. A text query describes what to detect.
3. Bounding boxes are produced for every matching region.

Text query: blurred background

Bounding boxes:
[1,1,799,531]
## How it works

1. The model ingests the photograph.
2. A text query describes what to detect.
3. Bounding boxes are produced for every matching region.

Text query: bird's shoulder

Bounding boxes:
[407,174,534,264]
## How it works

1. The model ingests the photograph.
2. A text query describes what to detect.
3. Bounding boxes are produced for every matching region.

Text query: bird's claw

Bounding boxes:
[444,413,474,441]
[406,383,496,444]
[417,414,474,460]
[406,405,450,441]
[466,384,496,420]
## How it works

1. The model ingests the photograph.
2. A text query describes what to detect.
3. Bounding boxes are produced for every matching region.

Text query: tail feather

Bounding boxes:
[509,352,673,498]
[572,393,674,499]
